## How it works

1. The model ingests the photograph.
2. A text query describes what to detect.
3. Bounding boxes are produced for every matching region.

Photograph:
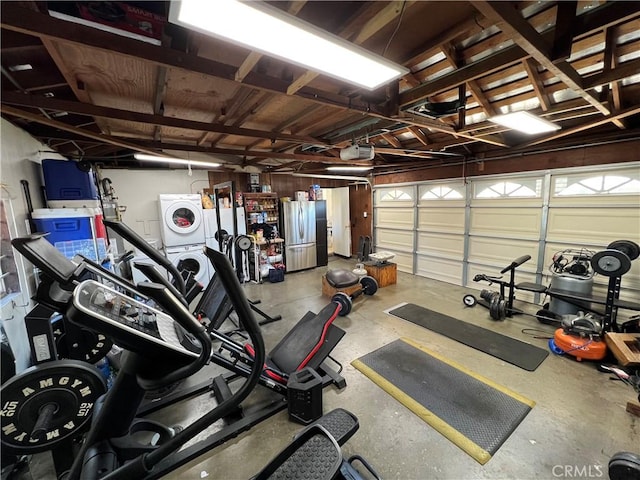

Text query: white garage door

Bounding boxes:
[373,163,640,315]
[373,186,415,273]
[415,182,466,284]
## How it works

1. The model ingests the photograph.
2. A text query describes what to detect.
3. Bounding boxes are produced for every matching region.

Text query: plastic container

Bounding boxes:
[32,208,107,261]
[42,159,98,201]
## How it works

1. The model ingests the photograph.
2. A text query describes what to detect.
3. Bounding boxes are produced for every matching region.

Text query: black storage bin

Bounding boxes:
[287,367,323,424]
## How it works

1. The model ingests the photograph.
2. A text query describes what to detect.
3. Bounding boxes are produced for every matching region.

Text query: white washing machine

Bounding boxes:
[165,244,212,286]
[159,194,205,248]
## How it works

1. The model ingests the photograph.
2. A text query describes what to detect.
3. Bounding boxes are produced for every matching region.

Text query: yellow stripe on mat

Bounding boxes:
[351,338,536,465]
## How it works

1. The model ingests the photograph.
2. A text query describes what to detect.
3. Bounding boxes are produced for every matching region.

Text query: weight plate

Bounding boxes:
[359,276,378,296]
[463,294,477,307]
[52,317,113,364]
[214,229,228,242]
[235,235,252,251]
[609,452,640,480]
[489,297,506,320]
[591,249,631,277]
[608,240,640,261]
[332,292,352,317]
[1,360,106,454]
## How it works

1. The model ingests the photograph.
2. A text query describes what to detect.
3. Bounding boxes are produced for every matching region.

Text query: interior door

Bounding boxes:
[332,187,351,257]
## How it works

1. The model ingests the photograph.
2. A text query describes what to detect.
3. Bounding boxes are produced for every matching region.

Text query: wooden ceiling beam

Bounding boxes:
[550,1,577,63]
[380,133,402,149]
[407,126,430,146]
[522,58,551,111]
[1,104,169,156]
[212,92,276,146]
[396,112,508,147]
[399,1,639,108]
[134,141,347,164]
[519,105,640,147]
[472,1,609,116]
[0,4,387,117]
[235,52,263,83]
[1,91,325,145]
[401,14,485,69]
[441,42,496,118]
[247,105,326,149]
[600,26,625,130]
[583,58,640,90]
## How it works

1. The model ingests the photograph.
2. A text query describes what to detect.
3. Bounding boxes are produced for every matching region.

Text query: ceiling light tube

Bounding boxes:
[326,166,374,172]
[169,1,409,90]
[134,153,221,168]
[489,111,560,134]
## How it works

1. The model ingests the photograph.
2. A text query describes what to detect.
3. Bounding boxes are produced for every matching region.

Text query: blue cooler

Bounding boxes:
[32,208,103,261]
[42,159,98,201]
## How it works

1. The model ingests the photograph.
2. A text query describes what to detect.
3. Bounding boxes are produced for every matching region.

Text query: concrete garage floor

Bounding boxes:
[19,256,638,479]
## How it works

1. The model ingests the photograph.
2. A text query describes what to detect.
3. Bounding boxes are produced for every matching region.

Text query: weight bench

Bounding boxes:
[242,301,346,388]
[323,269,378,316]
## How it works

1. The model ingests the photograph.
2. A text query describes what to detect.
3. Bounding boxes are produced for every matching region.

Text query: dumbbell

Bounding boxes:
[332,276,378,316]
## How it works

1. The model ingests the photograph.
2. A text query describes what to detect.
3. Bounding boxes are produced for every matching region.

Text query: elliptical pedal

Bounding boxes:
[254,409,381,480]
[295,408,359,446]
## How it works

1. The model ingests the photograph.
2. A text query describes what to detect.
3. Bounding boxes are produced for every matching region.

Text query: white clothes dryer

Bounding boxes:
[165,244,211,287]
[159,194,205,248]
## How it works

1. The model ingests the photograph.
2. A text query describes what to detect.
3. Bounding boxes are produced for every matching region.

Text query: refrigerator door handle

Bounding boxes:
[298,202,304,239]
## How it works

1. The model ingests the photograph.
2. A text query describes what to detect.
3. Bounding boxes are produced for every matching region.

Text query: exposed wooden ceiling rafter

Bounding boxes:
[399,1,640,108]
[1,91,325,146]
[473,1,609,115]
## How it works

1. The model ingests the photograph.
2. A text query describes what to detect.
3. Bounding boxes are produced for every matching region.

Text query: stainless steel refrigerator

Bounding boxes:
[281,200,317,272]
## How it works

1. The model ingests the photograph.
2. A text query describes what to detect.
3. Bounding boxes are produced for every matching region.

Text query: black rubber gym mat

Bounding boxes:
[387,303,548,371]
[352,338,535,464]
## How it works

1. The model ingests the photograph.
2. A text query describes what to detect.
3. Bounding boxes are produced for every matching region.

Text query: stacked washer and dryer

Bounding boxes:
[158,194,212,287]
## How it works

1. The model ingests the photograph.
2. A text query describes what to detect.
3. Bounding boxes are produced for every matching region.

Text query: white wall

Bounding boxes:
[1,118,66,371]
[98,168,209,247]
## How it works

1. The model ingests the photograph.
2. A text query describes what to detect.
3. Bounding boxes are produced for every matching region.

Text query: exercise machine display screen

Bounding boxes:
[69,280,198,361]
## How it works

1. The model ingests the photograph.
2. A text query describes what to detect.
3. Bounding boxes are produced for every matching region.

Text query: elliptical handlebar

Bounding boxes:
[97,248,267,480]
[103,219,187,295]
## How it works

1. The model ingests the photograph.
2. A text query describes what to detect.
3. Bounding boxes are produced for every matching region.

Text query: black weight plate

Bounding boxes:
[214,229,228,242]
[332,292,352,317]
[52,317,113,364]
[609,452,640,480]
[591,250,631,277]
[489,297,506,320]
[463,294,477,307]
[360,276,378,296]
[608,240,640,261]
[1,360,106,454]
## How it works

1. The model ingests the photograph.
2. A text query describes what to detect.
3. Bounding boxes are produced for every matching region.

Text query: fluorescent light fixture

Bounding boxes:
[169,1,409,90]
[134,153,221,168]
[9,64,33,72]
[489,111,560,134]
[326,166,374,172]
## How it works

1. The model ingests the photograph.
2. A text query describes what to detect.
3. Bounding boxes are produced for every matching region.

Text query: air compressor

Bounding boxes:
[549,312,607,361]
